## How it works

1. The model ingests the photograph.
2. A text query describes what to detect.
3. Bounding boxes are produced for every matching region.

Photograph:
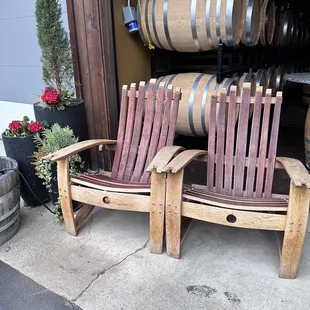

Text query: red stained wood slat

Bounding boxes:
[224,86,237,195]
[245,86,263,197]
[131,80,156,182]
[166,87,181,146]
[264,92,283,197]
[124,82,146,181]
[207,93,217,191]
[156,85,173,151]
[117,84,137,180]
[215,90,226,193]
[234,84,251,196]
[111,86,128,178]
[255,89,272,198]
[141,83,165,183]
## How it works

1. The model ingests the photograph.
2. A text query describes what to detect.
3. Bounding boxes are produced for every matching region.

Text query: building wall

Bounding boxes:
[0,0,69,134]
[113,0,150,92]
[0,0,69,105]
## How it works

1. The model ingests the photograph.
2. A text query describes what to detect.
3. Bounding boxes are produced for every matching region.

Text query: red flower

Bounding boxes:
[27,122,42,133]
[9,121,22,132]
[42,86,59,104]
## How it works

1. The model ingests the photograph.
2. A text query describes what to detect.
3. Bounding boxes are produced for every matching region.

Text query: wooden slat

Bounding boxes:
[182,201,286,231]
[255,89,272,197]
[224,86,237,195]
[166,170,184,259]
[111,86,128,178]
[245,86,263,196]
[75,204,95,231]
[149,172,166,254]
[234,84,251,196]
[215,90,226,193]
[279,184,310,279]
[264,92,283,197]
[71,185,150,212]
[141,83,165,182]
[117,84,137,180]
[124,82,146,181]
[131,80,156,182]
[207,93,217,191]
[156,85,173,152]
[166,88,181,146]
[58,158,77,235]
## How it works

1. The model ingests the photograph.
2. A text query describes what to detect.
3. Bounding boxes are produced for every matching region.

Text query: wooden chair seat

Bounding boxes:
[183,187,288,212]
[71,173,151,193]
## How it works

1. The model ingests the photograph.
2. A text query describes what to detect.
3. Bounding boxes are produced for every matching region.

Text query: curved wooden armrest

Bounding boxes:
[43,139,117,161]
[147,146,185,173]
[276,157,310,188]
[159,150,208,173]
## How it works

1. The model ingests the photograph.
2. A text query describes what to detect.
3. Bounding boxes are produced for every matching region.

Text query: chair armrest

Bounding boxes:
[159,150,208,173]
[43,139,117,161]
[276,157,310,188]
[147,146,185,173]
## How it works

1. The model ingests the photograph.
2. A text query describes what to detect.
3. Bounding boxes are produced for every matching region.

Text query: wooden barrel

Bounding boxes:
[260,0,276,46]
[254,69,268,95]
[267,65,277,93]
[302,85,310,106]
[275,65,286,92]
[238,72,256,96]
[241,0,262,46]
[238,72,256,117]
[0,156,20,246]
[158,73,238,136]
[137,0,245,52]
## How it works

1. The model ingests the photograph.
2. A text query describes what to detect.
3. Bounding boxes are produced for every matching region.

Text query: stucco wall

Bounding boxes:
[0,0,69,105]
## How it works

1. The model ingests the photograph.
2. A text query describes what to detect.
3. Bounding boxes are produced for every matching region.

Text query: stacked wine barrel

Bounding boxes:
[138,0,309,51]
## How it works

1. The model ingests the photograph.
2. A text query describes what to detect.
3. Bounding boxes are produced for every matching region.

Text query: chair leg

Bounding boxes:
[279,183,310,279]
[166,171,184,259]
[57,158,77,236]
[150,172,166,254]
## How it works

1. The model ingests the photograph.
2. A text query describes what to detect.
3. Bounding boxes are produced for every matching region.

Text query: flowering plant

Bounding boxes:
[3,116,45,137]
[39,86,74,111]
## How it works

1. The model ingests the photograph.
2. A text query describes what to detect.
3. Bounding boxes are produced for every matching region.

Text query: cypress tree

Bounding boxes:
[35,0,73,93]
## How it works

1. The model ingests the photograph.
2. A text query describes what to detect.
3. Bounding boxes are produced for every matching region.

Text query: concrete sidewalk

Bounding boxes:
[1,136,310,310]
[0,204,310,310]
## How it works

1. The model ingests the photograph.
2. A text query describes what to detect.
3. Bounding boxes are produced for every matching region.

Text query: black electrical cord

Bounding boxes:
[0,168,56,214]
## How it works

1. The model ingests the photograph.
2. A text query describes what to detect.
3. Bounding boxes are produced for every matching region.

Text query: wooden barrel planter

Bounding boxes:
[0,157,20,246]
[260,0,276,46]
[137,0,245,52]
[158,73,238,136]
[254,69,268,95]
[241,0,262,46]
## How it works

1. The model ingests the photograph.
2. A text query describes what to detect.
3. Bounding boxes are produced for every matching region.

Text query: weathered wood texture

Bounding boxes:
[207,85,283,198]
[66,0,118,170]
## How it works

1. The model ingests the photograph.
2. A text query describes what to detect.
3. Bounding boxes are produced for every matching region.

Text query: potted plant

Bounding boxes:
[2,117,50,205]
[33,0,88,144]
[33,124,83,213]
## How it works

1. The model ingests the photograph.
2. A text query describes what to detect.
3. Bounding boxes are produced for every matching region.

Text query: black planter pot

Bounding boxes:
[33,100,88,143]
[2,134,50,206]
[49,163,59,205]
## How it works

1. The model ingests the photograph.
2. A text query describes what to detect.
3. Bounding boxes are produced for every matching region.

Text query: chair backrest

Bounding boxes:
[111,79,181,183]
[207,83,283,198]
